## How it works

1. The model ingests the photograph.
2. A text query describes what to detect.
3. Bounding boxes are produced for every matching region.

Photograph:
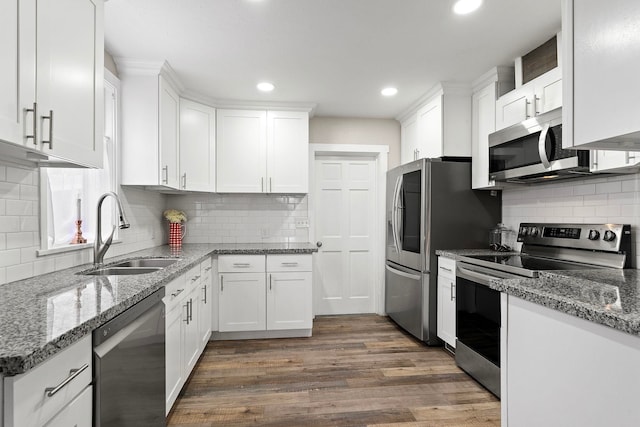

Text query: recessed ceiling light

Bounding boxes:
[257,82,275,92]
[381,87,398,97]
[453,0,483,15]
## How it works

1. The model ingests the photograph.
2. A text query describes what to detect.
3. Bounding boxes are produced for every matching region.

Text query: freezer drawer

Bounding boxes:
[385,262,424,340]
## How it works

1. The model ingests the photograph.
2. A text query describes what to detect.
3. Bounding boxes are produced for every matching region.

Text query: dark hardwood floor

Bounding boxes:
[167,315,500,427]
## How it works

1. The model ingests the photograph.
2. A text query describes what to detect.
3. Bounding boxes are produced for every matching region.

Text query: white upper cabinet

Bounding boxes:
[119,61,182,189]
[562,0,640,151]
[0,0,103,168]
[217,109,309,193]
[400,114,418,164]
[495,67,562,131]
[179,99,216,192]
[267,111,309,193]
[216,109,267,193]
[471,67,514,190]
[398,83,471,164]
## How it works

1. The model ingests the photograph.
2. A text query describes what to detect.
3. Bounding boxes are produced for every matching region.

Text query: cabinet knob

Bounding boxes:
[316,241,323,248]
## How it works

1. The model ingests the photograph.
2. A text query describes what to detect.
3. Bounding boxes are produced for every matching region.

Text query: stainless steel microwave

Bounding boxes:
[488,108,590,183]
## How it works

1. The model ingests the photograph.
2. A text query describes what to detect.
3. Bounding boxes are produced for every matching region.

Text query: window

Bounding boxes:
[40,71,119,251]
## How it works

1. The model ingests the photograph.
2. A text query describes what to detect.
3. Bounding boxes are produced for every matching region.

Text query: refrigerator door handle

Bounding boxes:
[394,175,404,252]
[391,175,401,254]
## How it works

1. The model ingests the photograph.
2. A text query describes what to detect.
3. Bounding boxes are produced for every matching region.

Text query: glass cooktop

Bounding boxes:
[464,254,603,274]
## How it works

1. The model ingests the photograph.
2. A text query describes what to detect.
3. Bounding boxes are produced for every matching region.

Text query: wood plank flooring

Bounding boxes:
[167,315,500,427]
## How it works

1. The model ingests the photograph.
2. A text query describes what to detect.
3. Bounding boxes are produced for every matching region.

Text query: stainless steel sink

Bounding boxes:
[79,257,181,276]
[83,267,163,276]
[110,258,181,268]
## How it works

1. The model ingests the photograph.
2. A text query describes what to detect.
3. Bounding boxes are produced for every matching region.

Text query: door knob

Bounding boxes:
[316,241,323,247]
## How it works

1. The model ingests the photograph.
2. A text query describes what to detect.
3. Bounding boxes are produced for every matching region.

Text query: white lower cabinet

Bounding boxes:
[164,257,213,415]
[437,257,456,348]
[3,335,92,427]
[218,254,313,336]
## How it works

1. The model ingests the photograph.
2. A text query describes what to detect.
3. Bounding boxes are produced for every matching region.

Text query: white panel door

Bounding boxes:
[159,75,180,189]
[216,109,267,193]
[180,99,216,191]
[267,110,309,193]
[37,0,103,167]
[314,157,376,315]
[0,0,35,147]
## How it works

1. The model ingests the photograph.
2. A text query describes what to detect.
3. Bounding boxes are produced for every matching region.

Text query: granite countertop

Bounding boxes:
[0,242,317,375]
[437,249,640,337]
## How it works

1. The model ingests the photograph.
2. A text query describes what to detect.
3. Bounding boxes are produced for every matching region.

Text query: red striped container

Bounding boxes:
[169,222,183,248]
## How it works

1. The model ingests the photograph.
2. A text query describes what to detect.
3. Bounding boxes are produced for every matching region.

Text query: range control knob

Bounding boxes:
[529,227,540,237]
[519,227,529,237]
[588,230,600,240]
[603,230,616,242]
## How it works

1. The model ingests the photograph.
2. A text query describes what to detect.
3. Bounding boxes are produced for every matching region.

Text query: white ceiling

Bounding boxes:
[104,0,562,119]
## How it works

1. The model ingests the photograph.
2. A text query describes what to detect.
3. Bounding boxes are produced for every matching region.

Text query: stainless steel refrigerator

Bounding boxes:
[385,158,501,345]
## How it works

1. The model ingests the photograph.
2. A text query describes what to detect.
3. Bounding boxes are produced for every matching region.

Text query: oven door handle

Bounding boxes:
[538,123,552,169]
[385,263,421,281]
[456,265,497,287]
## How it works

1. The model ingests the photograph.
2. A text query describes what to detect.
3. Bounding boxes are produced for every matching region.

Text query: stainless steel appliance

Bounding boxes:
[489,107,593,183]
[385,158,501,344]
[93,288,166,426]
[455,222,632,398]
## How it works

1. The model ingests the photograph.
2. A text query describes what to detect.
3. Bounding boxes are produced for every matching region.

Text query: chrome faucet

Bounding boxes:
[94,192,130,266]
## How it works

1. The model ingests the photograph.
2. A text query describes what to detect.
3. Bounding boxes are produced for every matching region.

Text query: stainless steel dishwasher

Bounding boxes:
[93,288,166,426]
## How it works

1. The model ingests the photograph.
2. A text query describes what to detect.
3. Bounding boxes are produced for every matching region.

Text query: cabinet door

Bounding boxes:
[534,67,562,115]
[417,97,443,159]
[216,109,267,193]
[400,114,418,164]
[44,386,92,427]
[495,85,534,131]
[472,83,497,189]
[184,285,201,374]
[267,272,312,330]
[267,111,309,193]
[159,75,180,189]
[0,0,35,147]
[570,0,640,148]
[437,275,456,348]
[198,263,213,350]
[219,272,266,332]
[36,0,103,167]
[590,150,640,172]
[165,299,184,415]
[180,99,216,192]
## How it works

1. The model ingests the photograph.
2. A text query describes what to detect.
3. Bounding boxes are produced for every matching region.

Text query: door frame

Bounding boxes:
[309,144,389,315]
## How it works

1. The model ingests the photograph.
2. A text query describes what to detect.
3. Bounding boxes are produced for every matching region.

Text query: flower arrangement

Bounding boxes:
[163,209,187,223]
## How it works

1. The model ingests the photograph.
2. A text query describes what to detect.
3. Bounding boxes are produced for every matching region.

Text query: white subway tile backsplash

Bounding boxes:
[596,181,622,194]
[6,200,34,216]
[6,167,33,185]
[6,232,35,249]
[0,249,21,267]
[6,263,33,283]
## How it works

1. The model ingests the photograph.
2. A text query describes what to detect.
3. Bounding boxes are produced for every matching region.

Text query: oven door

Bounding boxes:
[455,262,516,398]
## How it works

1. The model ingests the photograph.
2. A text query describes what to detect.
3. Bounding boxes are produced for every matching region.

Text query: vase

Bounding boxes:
[168,222,185,248]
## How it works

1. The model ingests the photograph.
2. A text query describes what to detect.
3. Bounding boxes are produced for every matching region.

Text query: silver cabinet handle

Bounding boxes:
[191,275,201,282]
[41,110,54,148]
[440,267,453,273]
[202,285,207,304]
[25,102,37,145]
[182,173,187,189]
[269,274,272,291]
[220,275,224,292]
[162,166,168,184]
[171,288,184,297]
[232,263,251,267]
[189,298,193,322]
[450,283,455,301]
[204,266,212,272]
[44,363,89,397]
[269,177,272,193]
[183,301,190,324]
[261,177,264,192]
[281,262,298,267]
[533,95,540,116]
[525,99,531,119]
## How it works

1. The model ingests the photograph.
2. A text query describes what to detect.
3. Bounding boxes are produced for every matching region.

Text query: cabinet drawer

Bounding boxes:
[4,335,92,427]
[44,385,92,427]
[201,256,213,275]
[267,254,312,272]
[164,276,187,308]
[438,257,456,278]
[219,255,265,273]
[185,264,202,288]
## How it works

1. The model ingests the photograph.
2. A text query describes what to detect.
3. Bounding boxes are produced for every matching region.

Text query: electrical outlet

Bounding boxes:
[295,218,310,228]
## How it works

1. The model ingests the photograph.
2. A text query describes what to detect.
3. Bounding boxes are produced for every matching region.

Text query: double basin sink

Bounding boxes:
[80,258,181,276]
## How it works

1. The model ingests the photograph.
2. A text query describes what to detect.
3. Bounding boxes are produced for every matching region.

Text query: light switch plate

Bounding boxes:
[295,218,310,228]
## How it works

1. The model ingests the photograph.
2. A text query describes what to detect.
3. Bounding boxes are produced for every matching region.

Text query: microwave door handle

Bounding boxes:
[538,123,552,169]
